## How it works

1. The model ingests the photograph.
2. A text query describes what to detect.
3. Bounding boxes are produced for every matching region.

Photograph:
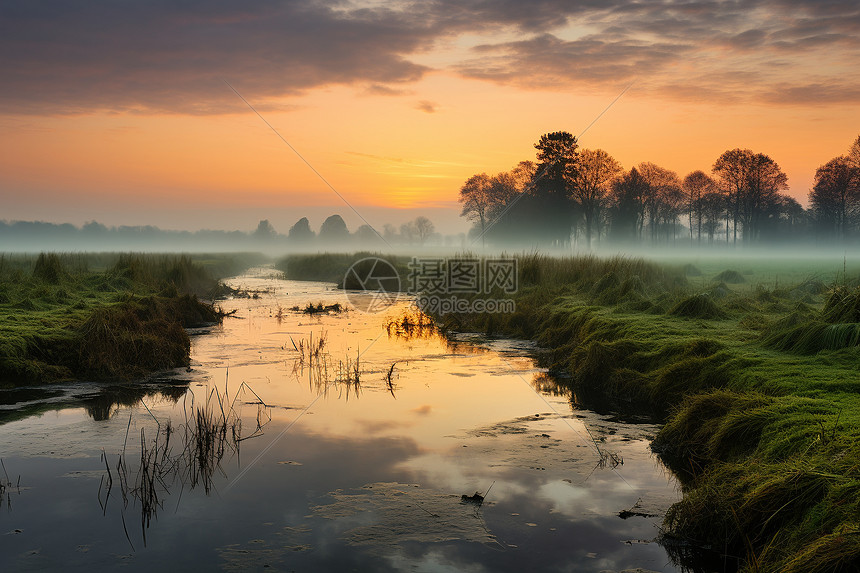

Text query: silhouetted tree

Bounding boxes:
[459,173,493,240]
[319,215,349,244]
[713,149,788,244]
[414,216,435,245]
[355,224,383,246]
[849,135,860,169]
[288,217,315,243]
[530,131,579,246]
[638,162,682,243]
[253,219,277,240]
[570,149,622,247]
[700,191,726,244]
[382,223,398,244]
[609,168,649,243]
[683,171,715,243]
[712,148,752,245]
[809,156,860,241]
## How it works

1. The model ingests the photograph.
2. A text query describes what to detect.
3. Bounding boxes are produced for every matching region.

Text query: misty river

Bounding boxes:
[1,268,684,572]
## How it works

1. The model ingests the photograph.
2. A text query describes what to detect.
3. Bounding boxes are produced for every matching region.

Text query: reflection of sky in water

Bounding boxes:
[0,269,682,572]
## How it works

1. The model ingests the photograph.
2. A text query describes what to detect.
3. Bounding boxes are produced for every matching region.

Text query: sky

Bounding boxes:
[1,0,859,235]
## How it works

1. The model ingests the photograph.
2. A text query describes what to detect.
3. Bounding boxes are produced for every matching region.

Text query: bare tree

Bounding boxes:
[414,216,435,245]
[712,149,752,245]
[459,173,493,239]
[713,149,788,244]
[683,171,715,244]
[809,156,860,241]
[700,191,726,244]
[570,149,622,247]
[609,167,650,243]
[638,162,682,243]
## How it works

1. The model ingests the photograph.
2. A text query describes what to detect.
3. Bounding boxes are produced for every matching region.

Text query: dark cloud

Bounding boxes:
[1,0,859,114]
[0,0,432,114]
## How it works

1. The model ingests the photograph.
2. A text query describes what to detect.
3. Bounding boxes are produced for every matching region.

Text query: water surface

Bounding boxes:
[0,268,682,572]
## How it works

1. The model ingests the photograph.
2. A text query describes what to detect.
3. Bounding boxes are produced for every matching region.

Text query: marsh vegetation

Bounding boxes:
[283,250,860,573]
[0,253,253,386]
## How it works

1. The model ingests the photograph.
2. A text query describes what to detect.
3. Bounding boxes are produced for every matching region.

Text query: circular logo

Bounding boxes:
[343,257,402,313]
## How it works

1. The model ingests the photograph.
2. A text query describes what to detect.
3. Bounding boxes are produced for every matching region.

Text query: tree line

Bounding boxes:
[459,133,860,248]
[0,214,449,252]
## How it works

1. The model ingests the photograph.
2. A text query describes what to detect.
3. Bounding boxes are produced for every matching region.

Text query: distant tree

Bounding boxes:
[531,131,579,246]
[319,215,349,244]
[481,161,537,245]
[609,168,649,243]
[288,217,315,243]
[458,161,538,246]
[809,156,860,241]
[382,223,398,243]
[700,191,726,244]
[849,135,860,169]
[683,171,715,243]
[713,149,788,244]
[414,216,435,245]
[742,153,789,243]
[459,173,493,239]
[570,149,622,247]
[82,220,109,236]
[638,162,682,243]
[399,220,418,244]
[712,149,752,245]
[355,224,383,246]
[253,219,277,240]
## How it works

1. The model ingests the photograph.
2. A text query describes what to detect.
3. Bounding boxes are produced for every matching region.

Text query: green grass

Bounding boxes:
[0,253,253,386]
[279,250,860,573]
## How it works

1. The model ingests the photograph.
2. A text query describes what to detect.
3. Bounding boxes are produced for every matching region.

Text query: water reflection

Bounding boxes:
[289,330,363,400]
[0,381,190,425]
[0,271,687,572]
[100,383,271,548]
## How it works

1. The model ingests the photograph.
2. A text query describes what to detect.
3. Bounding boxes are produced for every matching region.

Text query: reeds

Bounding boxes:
[101,381,270,546]
[290,302,344,315]
[385,309,437,340]
[0,459,21,511]
[289,332,362,400]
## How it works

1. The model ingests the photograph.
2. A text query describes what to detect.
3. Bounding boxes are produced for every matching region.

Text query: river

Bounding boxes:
[0,268,684,572]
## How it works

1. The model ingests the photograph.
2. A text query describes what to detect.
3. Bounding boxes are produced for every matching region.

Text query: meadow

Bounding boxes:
[280,250,860,573]
[0,253,256,386]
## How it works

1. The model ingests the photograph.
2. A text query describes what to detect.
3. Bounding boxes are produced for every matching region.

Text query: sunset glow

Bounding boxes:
[1,1,859,234]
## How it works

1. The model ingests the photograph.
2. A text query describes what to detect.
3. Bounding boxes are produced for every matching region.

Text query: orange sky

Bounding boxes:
[1,1,859,235]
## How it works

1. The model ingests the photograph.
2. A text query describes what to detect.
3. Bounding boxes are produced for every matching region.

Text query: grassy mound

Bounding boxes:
[822,285,860,323]
[669,293,727,319]
[714,269,746,284]
[0,253,236,386]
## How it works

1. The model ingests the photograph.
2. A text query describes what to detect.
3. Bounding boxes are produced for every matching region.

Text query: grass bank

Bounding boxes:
[0,253,257,386]
[281,251,860,572]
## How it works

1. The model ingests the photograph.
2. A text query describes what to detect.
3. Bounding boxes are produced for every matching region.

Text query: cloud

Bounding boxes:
[1,0,859,114]
[0,1,432,115]
[415,100,438,113]
[363,83,413,96]
[449,0,860,105]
